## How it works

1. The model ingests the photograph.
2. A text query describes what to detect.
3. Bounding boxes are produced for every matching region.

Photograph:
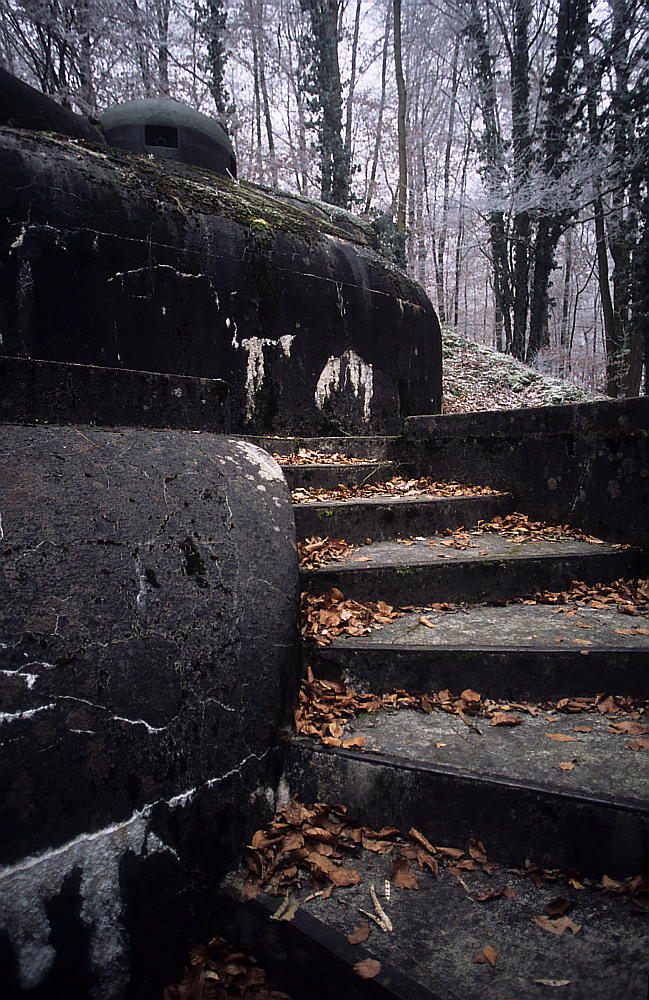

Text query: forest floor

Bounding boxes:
[441,329,607,414]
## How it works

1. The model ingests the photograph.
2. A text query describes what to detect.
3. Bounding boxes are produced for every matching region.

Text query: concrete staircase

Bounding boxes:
[220,429,648,1000]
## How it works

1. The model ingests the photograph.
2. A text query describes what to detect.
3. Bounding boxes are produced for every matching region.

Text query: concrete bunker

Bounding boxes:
[0,71,442,438]
[101,98,237,179]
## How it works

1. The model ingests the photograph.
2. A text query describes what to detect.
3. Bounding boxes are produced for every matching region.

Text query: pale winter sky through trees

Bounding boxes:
[1,0,647,395]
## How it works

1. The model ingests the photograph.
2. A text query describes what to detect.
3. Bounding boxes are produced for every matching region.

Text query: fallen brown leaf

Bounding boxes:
[390,856,420,889]
[532,914,581,936]
[626,738,649,751]
[409,828,437,855]
[607,720,648,735]
[545,733,578,742]
[347,923,371,945]
[354,958,381,979]
[343,735,367,748]
[559,762,575,770]
[489,712,522,726]
[473,945,498,966]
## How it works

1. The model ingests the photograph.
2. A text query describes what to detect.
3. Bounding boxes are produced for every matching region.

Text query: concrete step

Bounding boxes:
[294,494,515,546]
[284,705,648,878]
[299,533,646,606]
[307,603,649,702]
[218,844,647,1000]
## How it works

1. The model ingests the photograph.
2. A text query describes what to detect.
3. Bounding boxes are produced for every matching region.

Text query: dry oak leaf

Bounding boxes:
[476,887,516,902]
[469,839,488,864]
[473,945,498,966]
[607,720,649,735]
[559,762,575,770]
[409,828,437,855]
[354,958,381,979]
[270,895,298,922]
[390,856,420,889]
[626,737,649,751]
[343,735,367,748]
[545,733,578,742]
[532,914,581,936]
[348,923,371,945]
[489,712,523,726]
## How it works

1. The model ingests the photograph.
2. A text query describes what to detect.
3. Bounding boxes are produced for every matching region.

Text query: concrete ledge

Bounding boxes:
[0,356,229,431]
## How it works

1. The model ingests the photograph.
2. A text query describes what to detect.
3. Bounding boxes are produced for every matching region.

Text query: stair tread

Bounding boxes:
[296,709,646,807]
[301,533,632,573]
[251,851,646,1000]
[312,602,649,652]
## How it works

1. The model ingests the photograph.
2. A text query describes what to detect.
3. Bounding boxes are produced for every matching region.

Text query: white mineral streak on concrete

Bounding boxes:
[0,811,147,996]
[0,749,271,995]
[238,335,295,418]
[278,334,295,356]
[108,264,206,283]
[226,316,240,349]
[145,832,180,861]
[0,703,56,724]
[135,554,148,610]
[57,695,168,735]
[233,440,284,483]
[10,224,26,251]
[0,669,39,690]
[315,350,373,422]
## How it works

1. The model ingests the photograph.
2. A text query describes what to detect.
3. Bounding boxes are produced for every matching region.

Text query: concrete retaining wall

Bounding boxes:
[0,423,299,997]
[403,398,649,548]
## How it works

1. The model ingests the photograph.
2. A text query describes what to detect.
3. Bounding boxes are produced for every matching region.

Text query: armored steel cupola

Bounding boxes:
[100,97,236,178]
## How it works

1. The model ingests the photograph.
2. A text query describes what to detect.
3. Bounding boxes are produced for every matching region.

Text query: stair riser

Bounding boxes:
[307,646,649,703]
[299,550,646,606]
[283,464,403,490]
[285,742,648,878]
[295,496,514,545]
[240,435,401,461]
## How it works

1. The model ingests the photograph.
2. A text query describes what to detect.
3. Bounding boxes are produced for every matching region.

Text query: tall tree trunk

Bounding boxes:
[466,0,512,350]
[437,34,461,326]
[526,0,589,364]
[301,0,348,207]
[155,0,171,95]
[394,0,407,238]
[559,227,573,375]
[252,32,263,181]
[364,3,390,215]
[510,0,532,360]
[344,0,361,165]
[253,3,278,187]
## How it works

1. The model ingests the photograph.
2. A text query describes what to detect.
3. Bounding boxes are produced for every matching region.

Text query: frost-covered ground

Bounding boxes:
[442,330,607,414]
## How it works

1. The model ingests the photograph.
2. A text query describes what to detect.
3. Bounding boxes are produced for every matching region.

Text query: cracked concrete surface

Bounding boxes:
[0,424,299,995]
